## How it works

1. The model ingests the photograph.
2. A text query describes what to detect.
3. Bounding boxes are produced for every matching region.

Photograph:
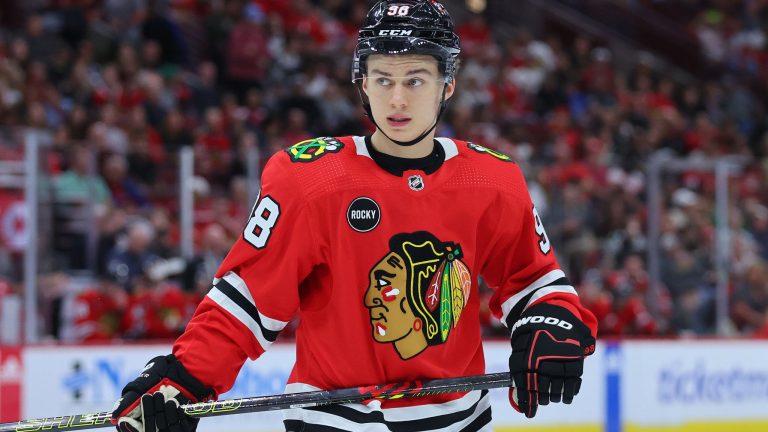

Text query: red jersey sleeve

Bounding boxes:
[173,153,321,395]
[482,164,597,336]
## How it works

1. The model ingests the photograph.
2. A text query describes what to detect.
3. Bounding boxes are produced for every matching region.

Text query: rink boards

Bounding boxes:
[1,340,767,431]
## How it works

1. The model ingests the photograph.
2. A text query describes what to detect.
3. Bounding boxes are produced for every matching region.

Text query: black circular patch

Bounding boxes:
[347,197,381,233]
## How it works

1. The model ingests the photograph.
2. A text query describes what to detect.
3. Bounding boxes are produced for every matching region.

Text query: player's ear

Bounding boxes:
[444,78,456,100]
[362,76,369,96]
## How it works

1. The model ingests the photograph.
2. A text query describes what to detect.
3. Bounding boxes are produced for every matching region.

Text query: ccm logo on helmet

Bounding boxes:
[378,29,413,36]
[512,315,573,333]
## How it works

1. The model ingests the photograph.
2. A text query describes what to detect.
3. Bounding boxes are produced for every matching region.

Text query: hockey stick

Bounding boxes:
[0,372,511,432]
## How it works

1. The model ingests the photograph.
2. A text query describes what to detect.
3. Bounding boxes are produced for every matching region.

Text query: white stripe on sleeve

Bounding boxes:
[207,288,272,350]
[500,269,568,326]
[222,272,288,331]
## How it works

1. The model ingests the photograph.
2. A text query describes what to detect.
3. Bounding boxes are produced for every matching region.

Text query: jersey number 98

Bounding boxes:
[244,195,280,249]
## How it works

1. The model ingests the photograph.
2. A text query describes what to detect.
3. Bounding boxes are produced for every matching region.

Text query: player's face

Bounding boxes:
[363,55,455,144]
[364,252,416,343]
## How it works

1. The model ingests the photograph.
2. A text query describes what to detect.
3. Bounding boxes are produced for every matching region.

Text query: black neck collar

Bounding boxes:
[364,136,445,177]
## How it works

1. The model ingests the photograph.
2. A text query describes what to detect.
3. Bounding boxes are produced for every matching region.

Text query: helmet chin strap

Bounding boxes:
[360,84,449,148]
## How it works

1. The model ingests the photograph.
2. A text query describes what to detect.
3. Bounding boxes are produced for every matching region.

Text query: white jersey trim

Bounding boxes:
[500,269,567,326]
[526,285,578,309]
[353,136,371,158]
[435,137,459,161]
[353,136,459,162]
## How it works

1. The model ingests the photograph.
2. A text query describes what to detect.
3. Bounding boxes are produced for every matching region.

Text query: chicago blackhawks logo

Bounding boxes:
[285,137,343,162]
[364,232,472,360]
[467,142,513,162]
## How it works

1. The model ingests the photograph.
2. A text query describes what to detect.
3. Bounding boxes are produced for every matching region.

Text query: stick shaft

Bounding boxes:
[0,373,511,432]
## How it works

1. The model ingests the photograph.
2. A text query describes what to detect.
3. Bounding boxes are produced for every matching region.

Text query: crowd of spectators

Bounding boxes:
[0,0,767,341]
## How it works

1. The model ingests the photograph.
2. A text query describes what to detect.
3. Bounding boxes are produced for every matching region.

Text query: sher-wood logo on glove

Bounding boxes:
[511,315,573,333]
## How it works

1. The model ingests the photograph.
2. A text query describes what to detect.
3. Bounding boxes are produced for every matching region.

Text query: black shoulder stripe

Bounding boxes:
[214,279,280,342]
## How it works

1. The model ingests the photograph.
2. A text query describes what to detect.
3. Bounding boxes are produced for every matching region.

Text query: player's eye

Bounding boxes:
[376,77,392,87]
[407,78,424,87]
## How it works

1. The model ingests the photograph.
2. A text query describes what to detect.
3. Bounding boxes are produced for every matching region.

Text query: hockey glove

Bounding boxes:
[508,303,595,418]
[111,354,215,432]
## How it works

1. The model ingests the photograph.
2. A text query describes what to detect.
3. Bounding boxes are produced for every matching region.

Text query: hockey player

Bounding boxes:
[112,1,597,431]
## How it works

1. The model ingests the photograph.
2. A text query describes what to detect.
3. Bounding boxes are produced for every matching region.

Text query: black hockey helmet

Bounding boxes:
[352,0,461,83]
[352,1,461,147]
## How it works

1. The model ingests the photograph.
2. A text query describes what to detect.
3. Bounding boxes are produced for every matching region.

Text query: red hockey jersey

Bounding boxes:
[173,136,597,430]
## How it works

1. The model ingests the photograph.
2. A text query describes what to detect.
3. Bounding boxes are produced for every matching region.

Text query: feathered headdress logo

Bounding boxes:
[364,231,472,359]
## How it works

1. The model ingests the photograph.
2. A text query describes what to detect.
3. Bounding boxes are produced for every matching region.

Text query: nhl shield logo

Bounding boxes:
[408,175,424,191]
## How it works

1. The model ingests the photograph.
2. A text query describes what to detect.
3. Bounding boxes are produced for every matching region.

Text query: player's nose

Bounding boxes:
[389,84,407,108]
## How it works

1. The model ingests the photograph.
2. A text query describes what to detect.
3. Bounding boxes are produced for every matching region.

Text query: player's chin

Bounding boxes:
[382,126,420,143]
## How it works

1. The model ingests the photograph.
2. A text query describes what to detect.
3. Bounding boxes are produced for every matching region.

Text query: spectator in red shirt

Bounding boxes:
[61,277,124,342]
[226,3,269,93]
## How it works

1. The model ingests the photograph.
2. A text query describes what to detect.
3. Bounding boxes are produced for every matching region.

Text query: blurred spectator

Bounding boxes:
[456,13,493,58]
[94,103,129,154]
[604,254,661,335]
[141,0,189,65]
[731,262,768,334]
[148,207,177,259]
[160,108,194,153]
[190,61,222,116]
[195,107,232,186]
[52,145,111,268]
[226,3,269,94]
[545,180,596,282]
[120,277,192,339]
[60,277,125,342]
[748,206,768,261]
[105,219,160,292]
[185,223,231,294]
[670,285,714,335]
[102,153,150,210]
[102,0,147,43]
[96,208,129,276]
[23,13,65,63]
